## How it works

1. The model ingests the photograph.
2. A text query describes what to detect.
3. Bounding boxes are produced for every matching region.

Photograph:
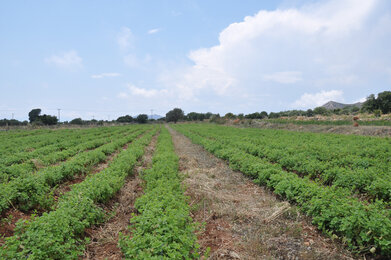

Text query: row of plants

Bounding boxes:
[173,125,391,257]
[0,127,157,259]
[0,126,150,214]
[0,125,127,167]
[184,124,391,201]
[0,126,132,157]
[119,127,200,259]
[0,126,138,183]
[0,128,84,156]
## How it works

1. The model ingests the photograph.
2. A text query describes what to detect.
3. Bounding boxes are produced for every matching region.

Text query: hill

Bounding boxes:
[321,101,363,110]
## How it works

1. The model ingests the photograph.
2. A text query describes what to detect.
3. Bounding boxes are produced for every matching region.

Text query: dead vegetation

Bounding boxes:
[169,127,354,260]
[237,120,391,137]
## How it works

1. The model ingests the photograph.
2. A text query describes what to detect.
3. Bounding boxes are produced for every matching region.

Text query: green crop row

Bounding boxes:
[0,125,126,167]
[0,127,149,214]
[0,126,130,157]
[119,127,199,259]
[183,124,391,201]
[0,126,137,183]
[173,125,391,257]
[0,127,157,259]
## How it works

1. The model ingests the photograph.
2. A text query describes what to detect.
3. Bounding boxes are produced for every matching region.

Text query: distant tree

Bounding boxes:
[166,108,184,123]
[224,112,235,119]
[362,94,378,112]
[40,114,58,125]
[117,115,133,123]
[377,91,391,114]
[136,114,148,124]
[205,112,213,119]
[306,109,314,117]
[260,111,268,118]
[28,108,41,123]
[237,113,244,119]
[268,112,279,118]
[313,107,329,115]
[70,118,83,125]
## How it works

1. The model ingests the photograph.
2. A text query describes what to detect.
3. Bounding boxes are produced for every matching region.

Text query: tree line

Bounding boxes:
[1,91,390,127]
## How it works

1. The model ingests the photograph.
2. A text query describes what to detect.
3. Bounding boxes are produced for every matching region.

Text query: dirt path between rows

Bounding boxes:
[168,127,354,260]
[82,134,158,260]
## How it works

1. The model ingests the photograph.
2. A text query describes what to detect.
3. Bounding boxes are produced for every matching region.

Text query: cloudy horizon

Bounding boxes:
[1,0,390,121]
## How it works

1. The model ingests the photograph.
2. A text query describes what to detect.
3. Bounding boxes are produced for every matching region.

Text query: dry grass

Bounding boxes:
[169,127,355,260]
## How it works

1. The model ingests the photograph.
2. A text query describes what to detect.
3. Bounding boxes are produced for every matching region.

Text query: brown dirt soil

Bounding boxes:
[168,127,355,260]
[81,133,158,260]
[0,209,31,246]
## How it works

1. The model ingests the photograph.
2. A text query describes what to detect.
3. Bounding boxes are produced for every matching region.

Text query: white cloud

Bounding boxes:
[91,73,121,79]
[117,27,133,50]
[45,50,82,69]
[148,28,160,34]
[262,71,302,84]
[293,90,344,108]
[160,0,391,112]
[118,84,168,99]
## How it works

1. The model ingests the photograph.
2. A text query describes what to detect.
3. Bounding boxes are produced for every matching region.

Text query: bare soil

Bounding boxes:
[81,134,158,260]
[0,209,31,246]
[168,127,355,260]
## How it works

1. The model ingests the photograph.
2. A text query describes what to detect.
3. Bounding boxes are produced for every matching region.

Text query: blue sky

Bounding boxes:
[1,0,391,121]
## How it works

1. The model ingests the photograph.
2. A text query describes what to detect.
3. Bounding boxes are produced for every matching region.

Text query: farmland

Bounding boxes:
[0,123,390,259]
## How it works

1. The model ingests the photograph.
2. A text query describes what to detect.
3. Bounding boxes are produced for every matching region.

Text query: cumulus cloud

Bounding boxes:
[160,0,391,112]
[148,28,161,34]
[293,90,344,108]
[44,50,82,69]
[117,27,133,50]
[91,73,121,79]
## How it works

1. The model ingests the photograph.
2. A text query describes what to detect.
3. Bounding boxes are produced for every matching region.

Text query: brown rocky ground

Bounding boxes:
[168,126,355,260]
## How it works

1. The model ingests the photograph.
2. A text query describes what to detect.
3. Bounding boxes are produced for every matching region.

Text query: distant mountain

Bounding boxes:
[148,114,163,120]
[321,101,363,110]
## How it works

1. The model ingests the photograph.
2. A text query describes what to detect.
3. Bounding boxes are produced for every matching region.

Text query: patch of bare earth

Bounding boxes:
[168,127,354,260]
[82,133,158,260]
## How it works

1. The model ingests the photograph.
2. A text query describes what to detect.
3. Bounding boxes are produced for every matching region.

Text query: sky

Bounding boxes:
[1,0,391,121]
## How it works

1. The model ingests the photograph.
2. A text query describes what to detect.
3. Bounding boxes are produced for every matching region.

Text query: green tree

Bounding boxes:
[224,112,235,119]
[40,114,58,125]
[28,108,41,123]
[117,115,133,123]
[313,107,329,115]
[166,108,184,123]
[70,118,83,125]
[377,91,391,114]
[136,114,148,124]
[362,94,378,112]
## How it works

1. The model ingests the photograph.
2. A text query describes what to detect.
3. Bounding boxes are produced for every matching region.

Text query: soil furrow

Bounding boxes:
[168,127,354,260]
[81,133,158,260]
[0,135,142,246]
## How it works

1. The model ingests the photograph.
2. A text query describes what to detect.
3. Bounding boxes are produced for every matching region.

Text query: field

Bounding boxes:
[0,123,390,259]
